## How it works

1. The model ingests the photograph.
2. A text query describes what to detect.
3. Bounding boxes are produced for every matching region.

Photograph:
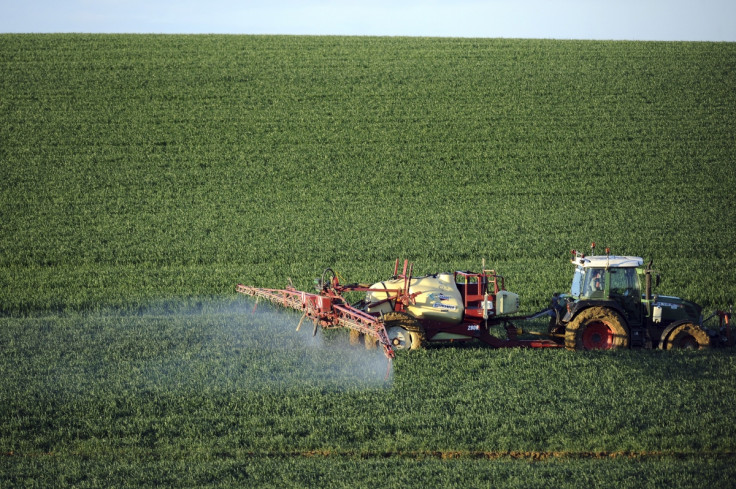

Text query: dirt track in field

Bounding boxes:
[287,450,736,460]
[6,449,736,461]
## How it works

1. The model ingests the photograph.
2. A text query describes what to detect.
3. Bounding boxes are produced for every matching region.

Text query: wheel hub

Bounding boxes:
[387,326,412,350]
[582,321,614,350]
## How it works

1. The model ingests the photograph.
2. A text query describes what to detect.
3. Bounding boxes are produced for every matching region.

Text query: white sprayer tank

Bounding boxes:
[366,273,464,324]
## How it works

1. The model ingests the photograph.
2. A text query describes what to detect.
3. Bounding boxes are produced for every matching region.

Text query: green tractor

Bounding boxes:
[548,245,732,350]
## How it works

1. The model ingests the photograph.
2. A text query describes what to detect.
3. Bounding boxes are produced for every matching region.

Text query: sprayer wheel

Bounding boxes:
[386,326,415,350]
[565,307,629,350]
[349,329,361,346]
[383,312,425,350]
[663,322,711,350]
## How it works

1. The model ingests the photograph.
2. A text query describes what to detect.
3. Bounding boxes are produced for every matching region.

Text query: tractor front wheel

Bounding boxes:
[663,322,711,350]
[565,307,629,350]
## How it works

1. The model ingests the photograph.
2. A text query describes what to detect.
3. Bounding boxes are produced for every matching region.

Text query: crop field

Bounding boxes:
[1,35,735,486]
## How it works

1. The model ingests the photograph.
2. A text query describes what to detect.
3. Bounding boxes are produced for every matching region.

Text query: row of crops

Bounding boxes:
[1,34,735,486]
[3,306,736,486]
[2,35,735,313]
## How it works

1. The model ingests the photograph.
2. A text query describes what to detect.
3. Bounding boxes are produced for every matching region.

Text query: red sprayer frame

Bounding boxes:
[236,259,565,359]
[236,283,396,359]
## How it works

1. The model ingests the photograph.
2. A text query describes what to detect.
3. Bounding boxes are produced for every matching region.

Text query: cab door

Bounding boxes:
[609,267,642,327]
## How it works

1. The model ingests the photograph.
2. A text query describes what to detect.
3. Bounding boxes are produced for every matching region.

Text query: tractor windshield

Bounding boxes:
[581,267,606,299]
[570,266,605,298]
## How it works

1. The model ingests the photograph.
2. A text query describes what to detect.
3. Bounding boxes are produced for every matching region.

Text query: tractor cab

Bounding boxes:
[570,254,644,300]
[568,253,645,326]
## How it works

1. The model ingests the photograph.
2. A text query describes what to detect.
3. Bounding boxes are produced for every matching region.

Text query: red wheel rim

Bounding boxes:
[582,321,614,350]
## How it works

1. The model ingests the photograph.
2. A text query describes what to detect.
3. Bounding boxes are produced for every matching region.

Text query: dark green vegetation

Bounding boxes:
[3,35,736,313]
[3,307,736,487]
[1,35,735,486]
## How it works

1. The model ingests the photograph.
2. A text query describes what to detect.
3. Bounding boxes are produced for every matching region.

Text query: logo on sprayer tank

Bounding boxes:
[427,293,458,311]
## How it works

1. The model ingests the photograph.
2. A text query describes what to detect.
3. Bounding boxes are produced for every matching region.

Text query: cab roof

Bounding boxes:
[572,255,644,268]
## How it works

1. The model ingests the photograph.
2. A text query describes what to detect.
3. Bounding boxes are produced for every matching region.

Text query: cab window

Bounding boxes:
[571,267,584,297]
[609,267,640,297]
[581,268,605,298]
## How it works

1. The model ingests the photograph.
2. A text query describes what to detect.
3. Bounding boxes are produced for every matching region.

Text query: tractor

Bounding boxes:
[548,245,732,350]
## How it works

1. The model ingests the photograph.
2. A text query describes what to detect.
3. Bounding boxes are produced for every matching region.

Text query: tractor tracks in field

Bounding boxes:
[255,449,736,461]
[6,449,735,461]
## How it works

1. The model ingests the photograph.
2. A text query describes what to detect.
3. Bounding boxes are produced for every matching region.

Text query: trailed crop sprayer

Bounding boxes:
[237,259,560,359]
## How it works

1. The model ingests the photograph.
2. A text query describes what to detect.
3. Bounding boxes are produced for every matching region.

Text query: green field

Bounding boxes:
[1,35,736,487]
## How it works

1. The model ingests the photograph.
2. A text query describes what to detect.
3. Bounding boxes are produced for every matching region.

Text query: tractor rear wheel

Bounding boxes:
[383,312,425,350]
[663,322,711,350]
[565,307,629,350]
